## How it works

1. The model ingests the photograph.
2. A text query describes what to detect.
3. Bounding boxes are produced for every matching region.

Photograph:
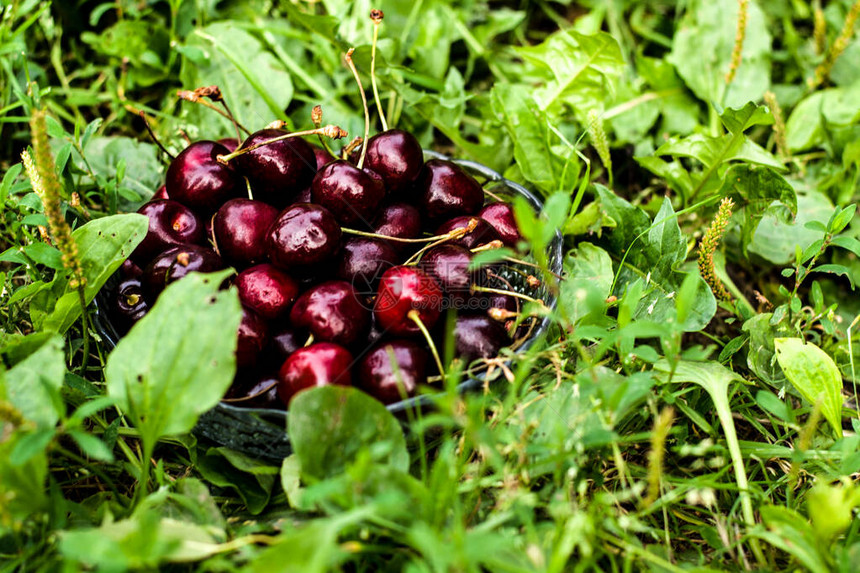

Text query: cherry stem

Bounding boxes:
[216,126,347,164]
[408,309,445,380]
[304,334,314,347]
[341,136,364,160]
[488,307,519,321]
[311,105,338,158]
[402,220,479,265]
[370,9,388,131]
[502,255,564,281]
[221,379,278,403]
[471,285,547,309]
[342,218,477,247]
[139,111,175,160]
[177,89,250,137]
[483,188,504,202]
[470,240,504,254]
[344,48,370,169]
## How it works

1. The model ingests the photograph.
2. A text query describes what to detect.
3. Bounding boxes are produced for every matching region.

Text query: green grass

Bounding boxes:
[2,0,860,571]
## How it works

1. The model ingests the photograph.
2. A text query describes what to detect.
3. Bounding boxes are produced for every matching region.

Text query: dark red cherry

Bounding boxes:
[217,137,240,152]
[311,160,385,226]
[166,141,241,213]
[336,237,399,295]
[120,259,143,279]
[110,278,149,332]
[234,128,317,207]
[454,314,511,363]
[421,244,475,306]
[484,291,518,315]
[235,264,300,320]
[479,202,522,247]
[313,146,336,169]
[266,203,342,268]
[213,199,280,266]
[292,186,313,204]
[141,245,224,299]
[374,266,443,337]
[266,326,304,367]
[132,199,205,263]
[289,280,370,346]
[418,159,484,221]
[236,306,269,369]
[372,202,422,244]
[357,340,428,404]
[435,216,500,250]
[277,342,353,404]
[152,185,169,201]
[225,374,284,410]
[358,130,424,193]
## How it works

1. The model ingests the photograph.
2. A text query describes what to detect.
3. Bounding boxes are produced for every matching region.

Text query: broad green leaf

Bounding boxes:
[752,506,831,573]
[106,271,242,444]
[38,214,148,334]
[182,23,294,135]
[743,314,792,390]
[559,242,613,325]
[669,0,771,107]
[517,30,624,116]
[82,137,163,207]
[774,338,843,437]
[749,191,833,265]
[807,481,860,542]
[719,102,774,135]
[719,164,797,253]
[490,83,580,194]
[196,447,277,515]
[0,424,49,529]
[288,385,408,481]
[3,334,64,428]
[785,83,860,152]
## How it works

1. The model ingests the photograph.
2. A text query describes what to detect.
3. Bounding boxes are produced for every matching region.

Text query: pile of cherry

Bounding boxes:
[109,122,536,409]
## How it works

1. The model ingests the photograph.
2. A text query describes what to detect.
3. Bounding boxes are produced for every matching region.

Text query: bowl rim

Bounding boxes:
[91,150,564,423]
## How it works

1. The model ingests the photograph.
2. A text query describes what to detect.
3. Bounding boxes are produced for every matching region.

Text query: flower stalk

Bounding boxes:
[698,197,734,302]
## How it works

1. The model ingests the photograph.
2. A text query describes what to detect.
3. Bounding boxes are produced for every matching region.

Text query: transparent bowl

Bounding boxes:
[93,151,564,460]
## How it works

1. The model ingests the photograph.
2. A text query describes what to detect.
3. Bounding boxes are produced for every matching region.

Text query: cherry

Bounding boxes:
[479,202,522,247]
[266,326,304,367]
[311,160,385,225]
[335,237,399,294]
[152,185,169,201]
[421,244,475,306]
[289,280,370,346]
[372,202,422,244]
[166,140,241,213]
[266,203,342,268]
[277,342,353,404]
[453,314,511,364]
[213,198,280,266]
[217,137,240,152]
[141,245,224,299]
[236,306,269,369]
[434,216,500,250]
[133,199,205,263]
[356,130,424,193]
[120,259,143,279]
[357,340,428,404]
[225,373,284,410]
[313,146,336,169]
[418,159,484,221]
[235,264,300,320]
[234,128,317,207]
[374,266,442,336]
[110,278,149,333]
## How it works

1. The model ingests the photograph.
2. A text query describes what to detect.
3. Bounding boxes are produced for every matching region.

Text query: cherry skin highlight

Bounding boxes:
[418,159,484,221]
[277,342,353,404]
[141,245,224,299]
[266,203,342,268]
[235,264,300,320]
[236,306,269,370]
[360,129,424,193]
[435,216,500,250]
[289,280,370,347]
[311,160,385,226]
[335,237,399,293]
[453,314,511,364]
[213,198,280,266]
[357,340,428,404]
[374,266,443,336]
[479,202,522,247]
[234,128,317,207]
[166,140,241,213]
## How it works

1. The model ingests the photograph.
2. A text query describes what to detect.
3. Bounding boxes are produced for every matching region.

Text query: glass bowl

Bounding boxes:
[93,151,564,460]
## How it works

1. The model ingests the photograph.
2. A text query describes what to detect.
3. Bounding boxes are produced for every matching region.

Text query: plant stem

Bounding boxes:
[77,285,90,374]
[344,48,371,169]
[408,310,445,379]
